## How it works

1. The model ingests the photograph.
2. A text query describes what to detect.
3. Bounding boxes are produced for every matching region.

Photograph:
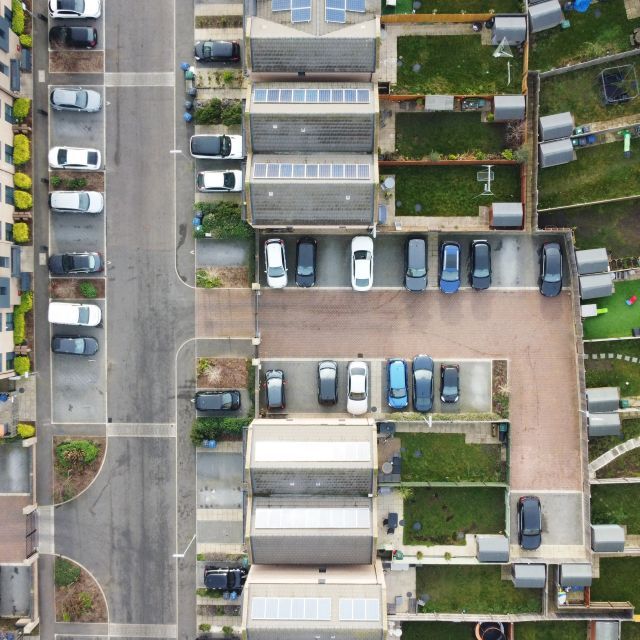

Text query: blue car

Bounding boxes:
[439,241,461,294]
[387,359,408,409]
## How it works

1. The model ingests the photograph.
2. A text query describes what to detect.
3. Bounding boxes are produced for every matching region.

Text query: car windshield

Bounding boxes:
[523,527,539,535]
[407,265,426,278]
[355,278,370,287]
[391,386,406,398]
[58,149,68,164]
[441,268,458,282]
[350,391,366,401]
[221,392,232,406]
[267,264,284,278]
[475,265,490,278]
[220,136,231,157]
[77,307,89,324]
[75,91,88,108]
[415,370,432,383]
[78,193,90,210]
[223,172,235,189]
[298,263,313,276]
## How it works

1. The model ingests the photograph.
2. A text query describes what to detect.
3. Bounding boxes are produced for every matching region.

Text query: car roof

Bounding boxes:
[191,135,222,155]
[389,360,406,382]
[266,241,284,264]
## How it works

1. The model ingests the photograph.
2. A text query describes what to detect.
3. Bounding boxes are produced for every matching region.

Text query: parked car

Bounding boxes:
[49,0,101,18]
[317,360,338,405]
[49,25,98,48]
[48,252,103,275]
[440,363,460,403]
[196,170,242,193]
[204,566,247,592]
[264,238,287,289]
[189,134,243,160]
[51,335,99,356]
[404,236,427,292]
[351,236,373,292]
[470,240,491,290]
[194,40,241,63]
[412,354,434,413]
[48,302,101,326]
[439,241,461,294]
[296,237,317,288]
[48,146,101,170]
[265,369,285,410]
[49,191,104,214]
[50,87,102,112]
[518,495,542,550]
[539,242,563,297]
[387,359,408,409]
[347,361,368,415]
[193,390,241,412]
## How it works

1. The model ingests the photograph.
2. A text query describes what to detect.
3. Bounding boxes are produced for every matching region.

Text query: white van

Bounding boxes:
[48,302,101,326]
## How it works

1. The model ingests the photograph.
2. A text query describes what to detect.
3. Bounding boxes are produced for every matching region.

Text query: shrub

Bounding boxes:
[11,0,24,35]
[194,98,222,125]
[67,177,87,189]
[14,172,31,190]
[501,149,515,161]
[78,592,93,612]
[17,423,35,439]
[19,34,32,48]
[190,417,250,445]
[14,355,29,375]
[196,201,253,240]
[221,101,243,126]
[14,190,32,210]
[55,558,80,587]
[13,311,25,345]
[13,222,29,243]
[13,98,30,121]
[199,624,211,632]
[221,70,235,85]
[222,626,234,638]
[18,290,33,313]
[13,134,30,165]
[50,176,62,188]
[79,282,97,298]
[56,440,99,469]
[196,269,222,289]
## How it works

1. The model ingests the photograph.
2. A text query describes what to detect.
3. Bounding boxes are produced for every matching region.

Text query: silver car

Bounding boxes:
[50,87,102,112]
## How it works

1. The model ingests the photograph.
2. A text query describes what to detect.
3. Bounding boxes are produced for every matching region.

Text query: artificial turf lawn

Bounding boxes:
[581,280,640,340]
[396,113,508,158]
[416,565,542,614]
[394,165,521,216]
[399,433,506,482]
[396,35,523,95]
[530,1,640,72]
[403,486,505,545]
[590,557,640,608]
[400,622,475,640]
[588,419,640,462]
[539,60,640,124]
[516,621,589,640]
[540,198,640,259]
[384,0,520,13]
[592,485,640,532]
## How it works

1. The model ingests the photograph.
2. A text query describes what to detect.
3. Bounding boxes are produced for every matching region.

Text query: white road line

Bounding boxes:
[103,72,175,87]
[106,423,176,438]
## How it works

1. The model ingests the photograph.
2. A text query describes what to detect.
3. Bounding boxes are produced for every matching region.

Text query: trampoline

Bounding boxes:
[600,64,639,105]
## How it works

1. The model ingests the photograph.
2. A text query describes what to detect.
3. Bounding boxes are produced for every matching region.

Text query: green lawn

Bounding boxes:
[622,622,640,640]
[516,621,589,640]
[592,484,640,532]
[403,486,505,545]
[401,622,475,640]
[400,433,506,482]
[538,142,640,210]
[396,113,509,159]
[396,36,523,95]
[384,0,520,14]
[416,565,542,614]
[589,418,640,461]
[582,280,640,339]
[394,165,521,216]
[540,60,640,124]
[530,2,640,72]
[540,198,640,258]
[585,341,640,357]
[598,448,640,478]
[590,557,640,608]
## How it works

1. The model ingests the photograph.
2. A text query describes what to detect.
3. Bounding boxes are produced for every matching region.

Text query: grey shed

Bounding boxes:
[591,524,625,552]
[588,412,622,438]
[576,248,609,275]
[539,112,575,141]
[491,16,527,45]
[512,564,546,588]
[559,563,592,587]
[586,387,620,413]
[594,621,621,640]
[539,138,576,168]
[491,202,524,229]
[580,273,614,300]
[493,95,526,122]
[476,535,509,562]
[528,0,563,33]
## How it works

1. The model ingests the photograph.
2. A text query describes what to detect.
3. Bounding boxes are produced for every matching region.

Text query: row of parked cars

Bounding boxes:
[48,0,102,49]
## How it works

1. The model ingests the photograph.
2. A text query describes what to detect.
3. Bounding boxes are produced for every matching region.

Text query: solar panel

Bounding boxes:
[292,0,310,8]
[319,89,331,103]
[306,164,318,178]
[291,7,311,21]
[331,89,344,102]
[358,164,370,179]
[280,163,293,177]
[305,89,318,102]
[327,0,344,9]
[279,89,292,102]
[293,164,306,178]
[253,163,371,180]
[253,89,268,102]
[293,89,305,103]
[326,5,346,20]
[319,164,331,178]
[344,89,356,102]
[252,598,332,621]
[339,598,380,621]
[267,89,280,102]
[356,88,370,103]
[346,0,365,11]
[272,0,291,11]
[253,163,267,178]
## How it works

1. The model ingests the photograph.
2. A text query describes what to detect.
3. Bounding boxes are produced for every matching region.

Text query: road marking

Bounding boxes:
[38,70,45,82]
[37,506,55,554]
[104,72,175,87]
[108,624,177,638]
[106,423,176,438]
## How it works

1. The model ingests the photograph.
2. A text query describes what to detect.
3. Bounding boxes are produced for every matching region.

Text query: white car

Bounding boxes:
[196,170,243,193]
[50,87,102,112]
[189,134,244,160]
[351,236,374,292]
[48,146,101,171]
[264,239,287,289]
[347,361,368,416]
[48,302,101,327]
[49,0,101,18]
[49,191,103,214]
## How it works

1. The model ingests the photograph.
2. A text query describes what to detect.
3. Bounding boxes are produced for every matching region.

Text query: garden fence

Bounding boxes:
[539,48,640,80]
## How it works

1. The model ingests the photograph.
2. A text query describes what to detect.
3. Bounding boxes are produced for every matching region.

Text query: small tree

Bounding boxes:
[17,423,35,439]
[13,222,29,243]
[19,34,32,48]
[13,98,31,121]
[222,626,234,638]
[11,0,24,35]
[13,134,30,165]
[221,101,243,126]
[194,98,222,125]
[14,190,32,210]
[14,172,32,190]
[56,440,99,469]
[198,624,211,632]
[14,355,30,375]
[79,282,98,298]
[54,558,81,587]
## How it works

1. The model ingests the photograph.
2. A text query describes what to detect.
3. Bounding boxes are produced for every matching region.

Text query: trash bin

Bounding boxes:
[621,399,630,409]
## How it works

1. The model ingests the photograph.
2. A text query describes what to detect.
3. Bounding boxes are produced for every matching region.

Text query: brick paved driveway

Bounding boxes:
[196,289,255,338]
[259,289,582,491]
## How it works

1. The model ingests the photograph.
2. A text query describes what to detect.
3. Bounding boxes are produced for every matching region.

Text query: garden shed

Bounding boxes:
[539,138,576,168]
[512,564,546,588]
[425,95,455,112]
[493,95,526,122]
[588,412,622,438]
[576,248,609,275]
[559,563,592,587]
[586,387,620,413]
[539,112,575,141]
[490,202,524,229]
[591,524,625,552]
[491,16,527,45]
[528,0,563,33]
[579,273,614,300]
[476,535,509,562]
[594,622,621,640]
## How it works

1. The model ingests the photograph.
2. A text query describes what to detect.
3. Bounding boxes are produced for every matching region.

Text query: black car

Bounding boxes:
[203,566,247,592]
[48,252,102,275]
[265,369,285,410]
[412,355,434,413]
[539,242,563,297]
[404,236,427,292]
[296,237,317,287]
[440,364,460,404]
[49,26,98,48]
[194,40,241,63]
[317,360,338,405]
[51,335,99,356]
[194,390,241,412]
[470,240,491,290]
[518,496,542,550]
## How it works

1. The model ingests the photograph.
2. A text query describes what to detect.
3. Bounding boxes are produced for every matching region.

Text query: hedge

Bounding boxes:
[195,201,253,240]
[56,440,99,469]
[13,134,30,165]
[14,355,30,376]
[11,0,24,35]
[221,102,243,126]
[14,190,32,210]
[13,98,30,121]
[17,423,35,439]
[13,291,32,346]
[194,98,222,125]
[55,558,80,587]
[190,417,251,446]
[19,34,31,48]
[13,222,29,243]
[14,172,31,190]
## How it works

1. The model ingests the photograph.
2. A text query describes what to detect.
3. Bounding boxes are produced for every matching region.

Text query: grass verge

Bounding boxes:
[592,484,640,532]
[589,418,640,462]
[582,280,640,339]
[590,557,640,608]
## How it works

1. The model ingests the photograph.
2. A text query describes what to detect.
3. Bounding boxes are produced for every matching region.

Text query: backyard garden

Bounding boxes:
[590,557,640,609]
[515,621,589,640]
[581,280,640,339]
[592,484,640,534]
[623,622,640,639]
[384,0,520,15]
[401,621,475,640]
[588,417,640,461]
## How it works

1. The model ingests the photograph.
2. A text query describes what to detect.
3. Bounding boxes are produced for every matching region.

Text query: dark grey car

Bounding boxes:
[194,390,241,412]
[470,240,491,290]
[412,355,434,412]
[48,252,103,275]
[265,369,285,410]
[194,40,240,62]
[49,25,97,48]
[440,364,460,404]
[539,242,563,297]
[317,360,338,405]
[518,495,542,550]
[404,236,427,292]
[51,335,99,356]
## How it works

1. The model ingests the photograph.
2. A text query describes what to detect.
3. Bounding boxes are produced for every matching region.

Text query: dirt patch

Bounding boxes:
[56,560,107,622]
[53,436,106,504]
[378,436,401,471]
[197,358,248,389]
[50,172,104,191]
[492,360,509,419]
[50,278,105,299]
[49,50,104,73]
[197,266,249,289]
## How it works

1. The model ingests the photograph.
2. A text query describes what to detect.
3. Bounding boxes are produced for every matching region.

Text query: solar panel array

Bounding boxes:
[254,441,371,462]
[253,162,370,180]
[251,597,332,621]
[254,507,371,529]
[271,0,311,23]
[253,87,371,104]
[339,598,380,622]
[325,0,365,23]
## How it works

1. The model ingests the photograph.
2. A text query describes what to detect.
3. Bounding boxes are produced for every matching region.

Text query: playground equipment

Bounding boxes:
[600,65,639,106]
[475,622,506,640]
[626,295,637,306]
[475,165,495,197]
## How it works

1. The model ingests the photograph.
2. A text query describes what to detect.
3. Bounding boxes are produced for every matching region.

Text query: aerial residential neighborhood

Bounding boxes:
[0,0,640,639]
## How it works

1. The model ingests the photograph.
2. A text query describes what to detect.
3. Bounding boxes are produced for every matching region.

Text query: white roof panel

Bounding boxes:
[254,440,371,462]
[254,507,371,529]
